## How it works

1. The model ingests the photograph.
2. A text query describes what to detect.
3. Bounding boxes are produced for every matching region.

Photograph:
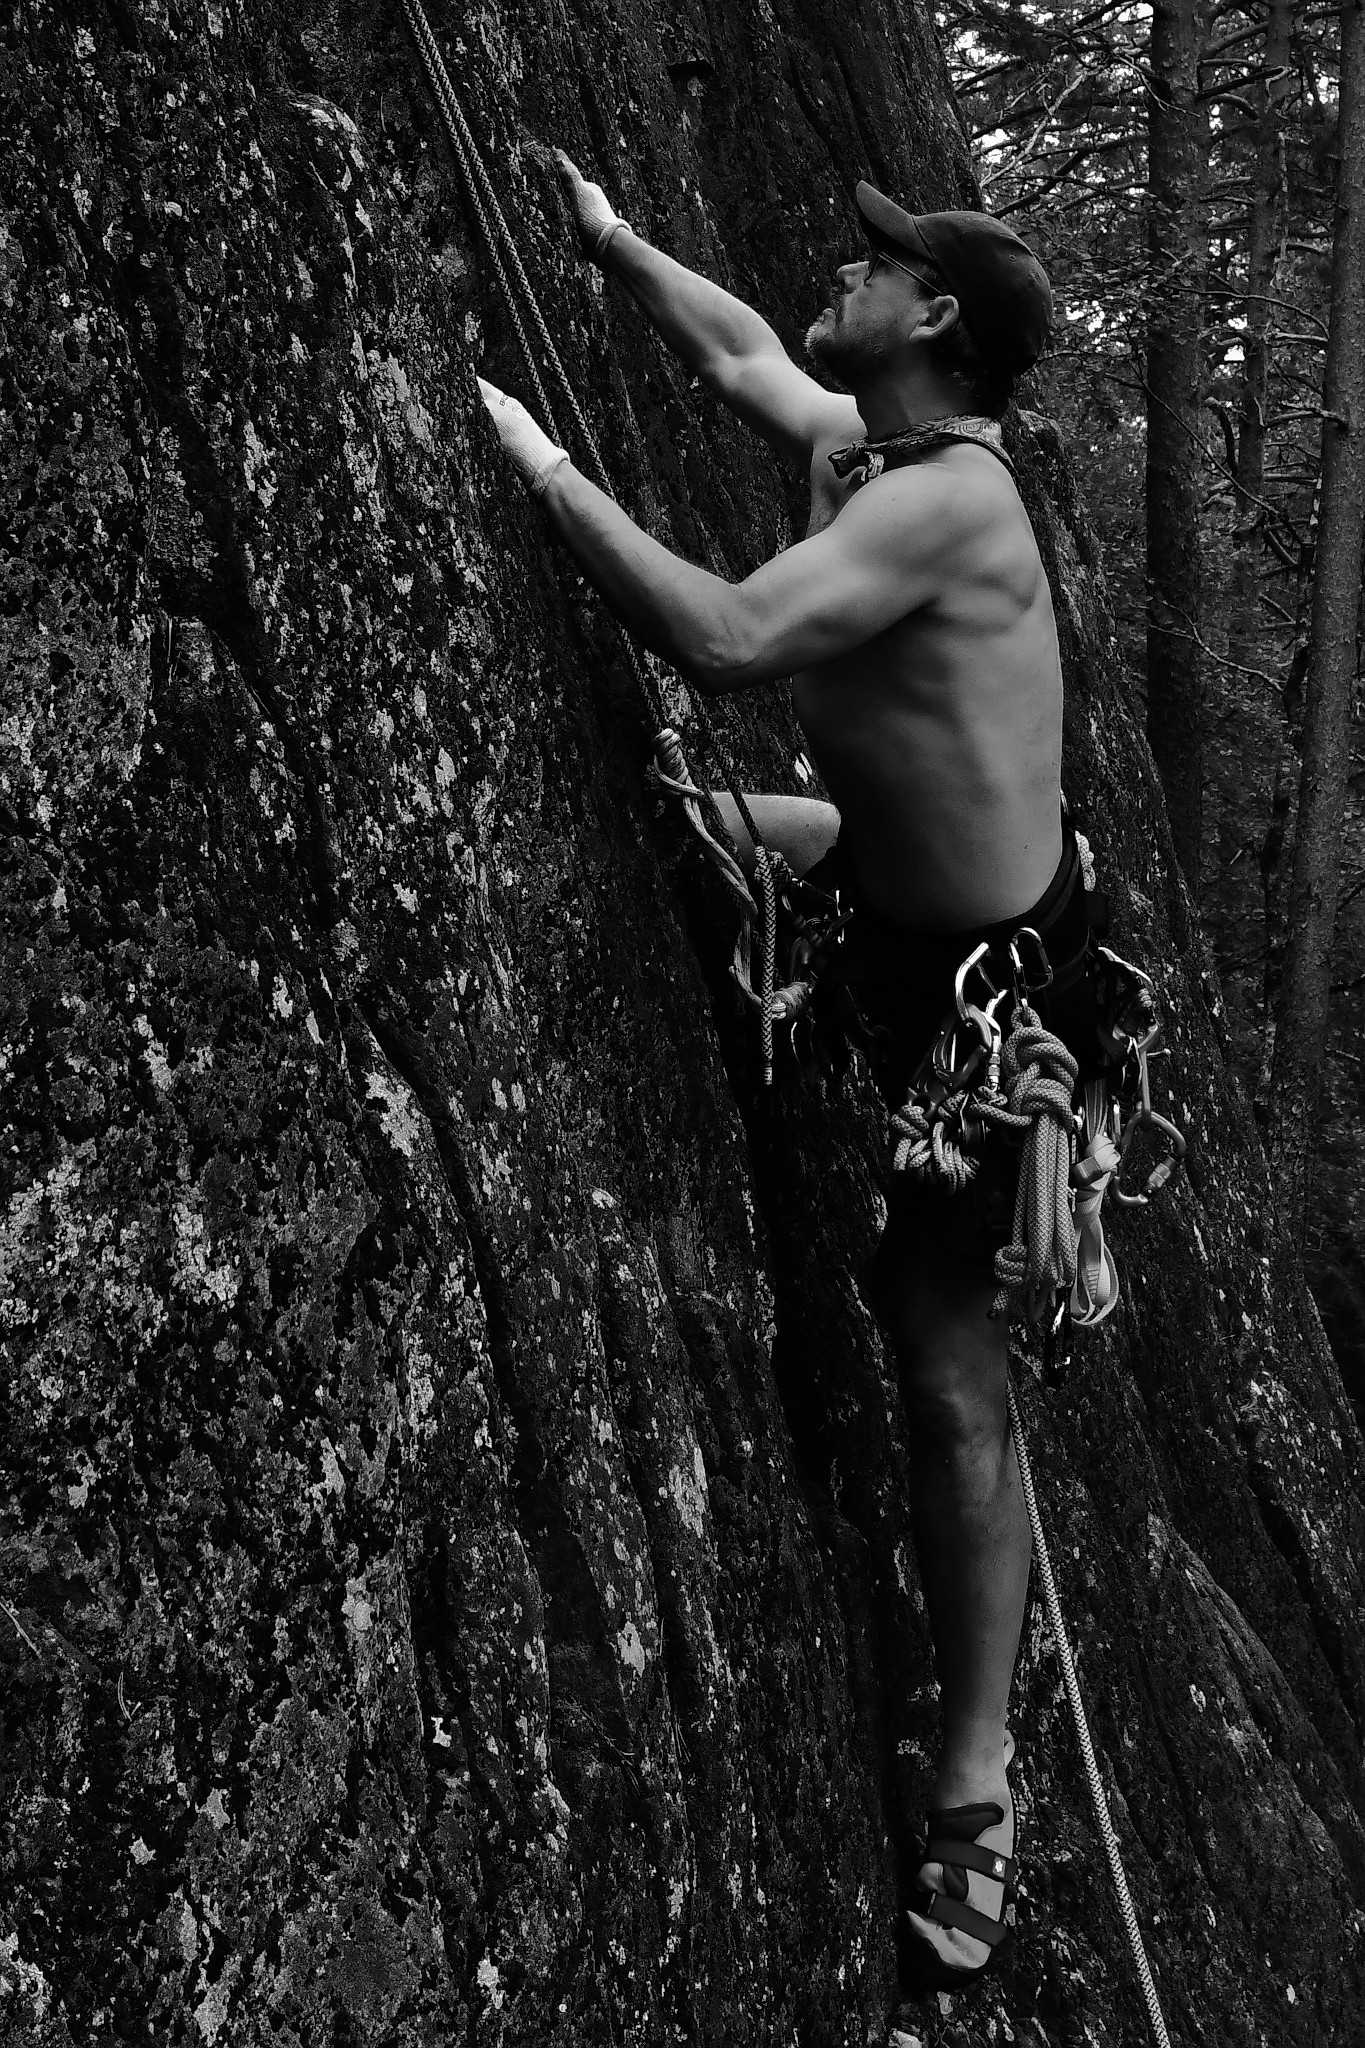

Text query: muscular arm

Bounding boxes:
[606,234,861,467]
[539,458,970,692]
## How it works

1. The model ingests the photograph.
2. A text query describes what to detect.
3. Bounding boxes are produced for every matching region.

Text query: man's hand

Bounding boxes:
[476,378,569,496]
[553,149,633,262]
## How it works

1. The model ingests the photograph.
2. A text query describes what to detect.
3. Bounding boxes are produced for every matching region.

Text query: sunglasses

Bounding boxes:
[865,247,940,293]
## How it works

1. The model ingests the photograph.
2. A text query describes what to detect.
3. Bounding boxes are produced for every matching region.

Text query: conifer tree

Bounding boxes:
[1268,0,1365,1241]
[1145,0,1211,888]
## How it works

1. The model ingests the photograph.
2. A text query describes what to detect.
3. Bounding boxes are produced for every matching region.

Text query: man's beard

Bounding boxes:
[804,305,881,383]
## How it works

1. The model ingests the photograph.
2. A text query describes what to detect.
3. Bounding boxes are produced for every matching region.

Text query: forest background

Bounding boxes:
[931,0,1365,1409]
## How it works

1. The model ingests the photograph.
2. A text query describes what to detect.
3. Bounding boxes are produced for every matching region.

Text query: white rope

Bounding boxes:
[399,0,676,734]
[401,0,801,1065]
[1008,1371,1174,2048]
[754,845,778,1085]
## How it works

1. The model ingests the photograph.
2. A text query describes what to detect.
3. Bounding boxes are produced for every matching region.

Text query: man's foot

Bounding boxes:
[902,1733,1016,1987]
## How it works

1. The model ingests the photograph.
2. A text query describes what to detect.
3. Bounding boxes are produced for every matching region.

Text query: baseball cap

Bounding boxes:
[855,182,1053,373]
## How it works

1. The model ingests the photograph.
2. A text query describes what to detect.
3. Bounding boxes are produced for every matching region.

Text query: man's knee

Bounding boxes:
[878,1246,1010,1450]
[899,1344,1008,1456]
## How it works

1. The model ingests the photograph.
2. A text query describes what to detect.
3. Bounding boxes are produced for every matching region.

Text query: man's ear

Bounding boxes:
[919,293,962,342]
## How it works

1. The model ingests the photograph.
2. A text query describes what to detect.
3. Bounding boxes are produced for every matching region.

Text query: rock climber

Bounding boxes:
[477,157,1083,1992]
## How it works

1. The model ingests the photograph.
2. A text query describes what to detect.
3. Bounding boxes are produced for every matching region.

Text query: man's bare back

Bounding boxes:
[796,433,1063,930]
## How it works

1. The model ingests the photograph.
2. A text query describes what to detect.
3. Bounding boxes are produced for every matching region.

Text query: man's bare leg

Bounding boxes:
[714,791,1026,1962]
[879,1233,1030,1970]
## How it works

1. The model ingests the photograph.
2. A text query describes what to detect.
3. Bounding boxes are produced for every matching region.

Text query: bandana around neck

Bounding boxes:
[828,414,1016,488]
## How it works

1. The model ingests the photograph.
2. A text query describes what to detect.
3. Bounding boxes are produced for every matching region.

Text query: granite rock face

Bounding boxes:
[2,3,1363,2045]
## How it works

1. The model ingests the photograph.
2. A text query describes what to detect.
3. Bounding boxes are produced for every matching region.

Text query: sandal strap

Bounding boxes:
[924,1836,1016,1888]
[914,1887,1014,1947]
[925,1799,1004,1836]
[923,1800,1015,1889]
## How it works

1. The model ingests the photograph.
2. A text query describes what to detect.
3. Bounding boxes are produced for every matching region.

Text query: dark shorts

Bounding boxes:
[805,829,1102,1284]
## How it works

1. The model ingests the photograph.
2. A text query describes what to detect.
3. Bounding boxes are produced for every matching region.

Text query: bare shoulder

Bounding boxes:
[891,440,1019,504]
[833,445,1011,539]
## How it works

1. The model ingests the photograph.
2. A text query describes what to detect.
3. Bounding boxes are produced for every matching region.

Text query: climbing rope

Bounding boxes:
[399,0,562,441]
[399,0,830,1077]
[889,986,1081,1322]
[399,0,763,822]
[983,1005,1080,1321]
[1007,1370,1174,2048]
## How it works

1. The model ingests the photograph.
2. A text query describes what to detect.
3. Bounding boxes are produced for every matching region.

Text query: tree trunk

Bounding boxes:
[1269,0,1365,1240]
[1227,0,1294,683]
[1145,0,1211,889]
[3,3,1365,2043]
[1205,0,1294,1081]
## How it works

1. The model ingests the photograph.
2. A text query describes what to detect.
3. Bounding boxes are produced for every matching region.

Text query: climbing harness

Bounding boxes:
[398,17,1180,2039]
[888,931,1083,1324]
[399,0,835,1083]
[886,844,1185,1332]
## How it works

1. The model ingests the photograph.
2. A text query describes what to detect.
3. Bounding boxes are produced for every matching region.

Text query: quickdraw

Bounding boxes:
[1092,945,1186,1206]
[648,728,849,1083]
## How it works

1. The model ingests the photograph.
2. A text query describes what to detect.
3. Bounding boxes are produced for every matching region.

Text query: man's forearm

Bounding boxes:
[606,232,784,388]
[539,462,744,692]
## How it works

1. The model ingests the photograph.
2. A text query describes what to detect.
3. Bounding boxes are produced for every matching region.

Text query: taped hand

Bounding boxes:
[476,378,569,495]
[553,148,633,262]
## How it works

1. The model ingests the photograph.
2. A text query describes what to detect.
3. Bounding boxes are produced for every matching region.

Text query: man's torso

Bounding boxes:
[794,435,1063,930]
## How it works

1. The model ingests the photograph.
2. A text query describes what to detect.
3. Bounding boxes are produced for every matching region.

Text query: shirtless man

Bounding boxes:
[479,160,1071,1991]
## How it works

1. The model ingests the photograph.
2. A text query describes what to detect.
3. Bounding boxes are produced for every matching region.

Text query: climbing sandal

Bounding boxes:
[902,1800,1018,1990]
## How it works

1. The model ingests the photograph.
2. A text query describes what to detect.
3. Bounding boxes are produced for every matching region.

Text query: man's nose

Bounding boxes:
[834,260,864,292]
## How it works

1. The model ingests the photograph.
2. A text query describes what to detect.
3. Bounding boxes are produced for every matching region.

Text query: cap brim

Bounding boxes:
[855,182,937,268]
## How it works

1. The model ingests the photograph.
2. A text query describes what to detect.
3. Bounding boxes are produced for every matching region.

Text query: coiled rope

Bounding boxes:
[983,1006,1079,1321]
[399,0,827,1076]
[1008,1371,1173,2048]
[889,1000,1079,1321]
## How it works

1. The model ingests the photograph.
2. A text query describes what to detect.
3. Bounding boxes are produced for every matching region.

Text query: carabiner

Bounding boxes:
[954,942,1004,1050]
[1095,944,1159,1059]
[933,1021,989,1091]
[1008,925,1054,998]
[1114,1105,1187,1205]
[1114,1044,1186,1205]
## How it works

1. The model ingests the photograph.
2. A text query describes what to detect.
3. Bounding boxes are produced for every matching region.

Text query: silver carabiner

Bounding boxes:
[933,1021,989,1091]
[1113,1043,1187,1205]
[954,942,1003,1052]
[1009,925,1053,997]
